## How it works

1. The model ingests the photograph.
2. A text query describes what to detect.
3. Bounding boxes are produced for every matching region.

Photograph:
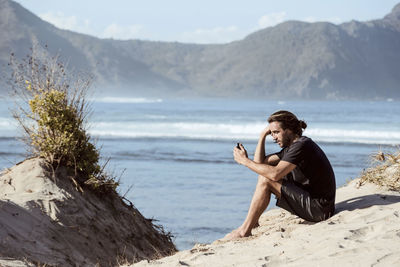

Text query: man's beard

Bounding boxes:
[280,135,292,147]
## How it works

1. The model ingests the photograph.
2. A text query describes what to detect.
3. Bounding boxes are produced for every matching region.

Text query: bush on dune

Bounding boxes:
[4,46,177,266]
[8,46,118,193]
[358,150,400,191]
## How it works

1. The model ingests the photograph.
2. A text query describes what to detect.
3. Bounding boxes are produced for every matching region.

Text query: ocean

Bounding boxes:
[0,97,399,250]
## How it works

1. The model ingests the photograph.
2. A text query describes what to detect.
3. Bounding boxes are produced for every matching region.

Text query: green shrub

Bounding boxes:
[8,46,118,193]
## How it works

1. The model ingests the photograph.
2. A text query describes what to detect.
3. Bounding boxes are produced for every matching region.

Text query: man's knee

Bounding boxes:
[256,175,269,188]
[257,175,282,197]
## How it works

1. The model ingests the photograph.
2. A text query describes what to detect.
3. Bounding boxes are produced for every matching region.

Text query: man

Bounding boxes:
[224,110,336,240]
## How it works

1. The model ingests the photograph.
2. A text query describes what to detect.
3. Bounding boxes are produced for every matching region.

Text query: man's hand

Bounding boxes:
[233,143,249,165]
[261,126,271,137]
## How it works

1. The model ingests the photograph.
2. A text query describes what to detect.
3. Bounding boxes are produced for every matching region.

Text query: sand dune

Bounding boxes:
[131,179,400,267]
[0,158,175,266]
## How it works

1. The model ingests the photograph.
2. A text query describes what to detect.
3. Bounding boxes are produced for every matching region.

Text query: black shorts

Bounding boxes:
[276,179,335,222]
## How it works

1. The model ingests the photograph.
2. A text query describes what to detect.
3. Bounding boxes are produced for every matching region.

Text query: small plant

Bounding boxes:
[358,149,400,191]
[8,46,118,193]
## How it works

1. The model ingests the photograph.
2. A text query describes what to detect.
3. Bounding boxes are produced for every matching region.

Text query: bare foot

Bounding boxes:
[220,228,250,241]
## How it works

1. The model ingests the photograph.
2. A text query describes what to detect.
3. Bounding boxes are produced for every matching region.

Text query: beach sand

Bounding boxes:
[0,158,175,266]
[130,179,400,267]
[0,158,399,266]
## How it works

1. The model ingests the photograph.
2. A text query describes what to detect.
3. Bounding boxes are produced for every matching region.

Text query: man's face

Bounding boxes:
[269,121,293,148]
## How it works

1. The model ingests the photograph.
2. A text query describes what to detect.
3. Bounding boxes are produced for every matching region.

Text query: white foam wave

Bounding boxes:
[1,114,398,145]
[89,121,400,145]
[89,122,263,140]
[305,128,400,145]
[0,118,17,128]
[0,118,20,138]
[92,97,163,104]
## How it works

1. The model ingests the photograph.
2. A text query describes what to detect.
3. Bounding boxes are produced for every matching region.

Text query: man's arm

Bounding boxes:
[253,127,269,163]
[253,126,280,166]
[235,145,296,181]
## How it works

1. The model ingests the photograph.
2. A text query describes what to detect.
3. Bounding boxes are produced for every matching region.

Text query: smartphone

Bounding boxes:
[236,143,241,149]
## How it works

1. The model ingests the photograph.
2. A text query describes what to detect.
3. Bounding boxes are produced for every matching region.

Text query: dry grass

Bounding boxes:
[358,149,400,191]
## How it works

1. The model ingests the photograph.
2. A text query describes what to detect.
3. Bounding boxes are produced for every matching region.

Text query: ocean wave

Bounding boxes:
[0,118,19,138]
[92,97,163,104]
[0,118,17,128]
[305,128,400,145]
[1,118,399,145]
[88,121,400,145]
[1,114,399,146]
[89,121,263,141]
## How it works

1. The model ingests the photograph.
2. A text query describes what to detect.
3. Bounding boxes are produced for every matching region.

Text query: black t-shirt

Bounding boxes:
[276,136,336,201]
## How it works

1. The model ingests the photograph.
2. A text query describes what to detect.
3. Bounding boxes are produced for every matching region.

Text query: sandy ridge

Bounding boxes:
[131,179,400,267]
[0,158,175,266]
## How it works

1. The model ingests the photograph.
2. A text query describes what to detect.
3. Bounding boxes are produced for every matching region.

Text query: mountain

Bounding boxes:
[1,0,400,99]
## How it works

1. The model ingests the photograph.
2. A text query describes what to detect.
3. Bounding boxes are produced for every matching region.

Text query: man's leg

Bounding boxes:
[223,175,282,240]
[277,180,335,222]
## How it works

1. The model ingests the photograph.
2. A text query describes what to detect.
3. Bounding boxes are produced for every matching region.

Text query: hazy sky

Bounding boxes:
[14,0,400,44]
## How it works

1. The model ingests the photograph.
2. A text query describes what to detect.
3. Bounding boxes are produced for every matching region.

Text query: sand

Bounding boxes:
[130,179,400,267]
[0,158,175,266]
[1,158,399,266]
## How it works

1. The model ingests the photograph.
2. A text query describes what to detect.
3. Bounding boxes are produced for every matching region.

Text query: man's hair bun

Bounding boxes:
[299,120,307,130]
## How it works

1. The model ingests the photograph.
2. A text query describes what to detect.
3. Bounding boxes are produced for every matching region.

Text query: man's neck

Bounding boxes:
[289,135,301,146]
